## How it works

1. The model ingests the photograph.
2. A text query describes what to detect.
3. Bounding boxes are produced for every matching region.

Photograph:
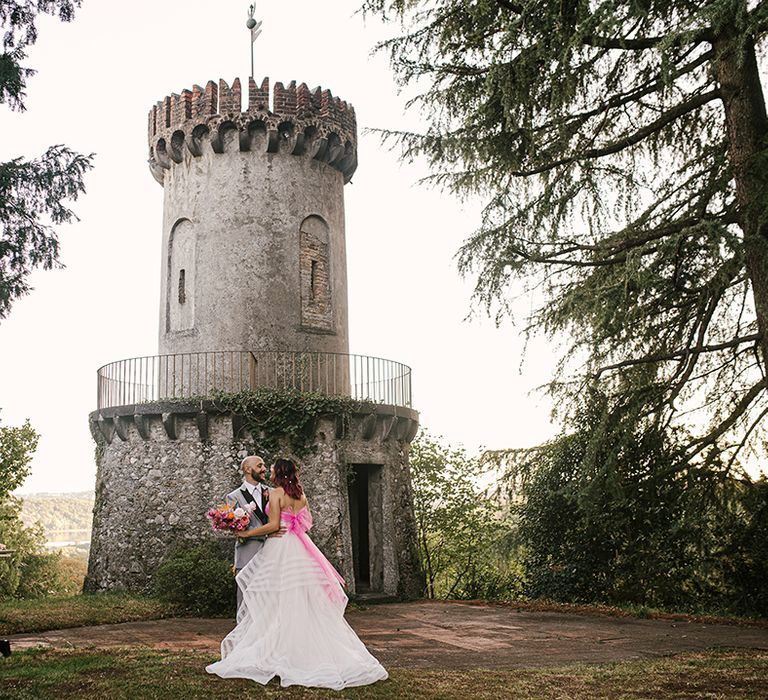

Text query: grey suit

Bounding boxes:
[225,483,269,608]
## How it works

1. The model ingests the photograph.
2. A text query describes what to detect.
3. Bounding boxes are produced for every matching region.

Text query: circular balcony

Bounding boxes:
[96,351,412,411]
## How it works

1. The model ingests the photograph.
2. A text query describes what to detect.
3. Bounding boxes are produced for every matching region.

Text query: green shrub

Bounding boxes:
[14,552,67,598]
[152,543,235,616]
[716,478,768,617]
[516,405,716,609]
[55,554,89,595]
[0,496,74,600]
[410,432,523,600]
[510,392,768,617]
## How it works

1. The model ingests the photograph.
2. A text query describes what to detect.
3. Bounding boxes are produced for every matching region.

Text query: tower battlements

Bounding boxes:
[148,77,358,185]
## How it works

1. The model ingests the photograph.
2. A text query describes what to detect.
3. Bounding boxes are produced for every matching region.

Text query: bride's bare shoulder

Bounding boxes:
[269,486,284,502]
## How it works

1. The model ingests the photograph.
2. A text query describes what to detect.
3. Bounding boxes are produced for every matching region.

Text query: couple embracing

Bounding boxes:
[205,455,388,690]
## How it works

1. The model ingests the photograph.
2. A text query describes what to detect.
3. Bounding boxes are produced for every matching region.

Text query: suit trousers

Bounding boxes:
[235,568,243,610]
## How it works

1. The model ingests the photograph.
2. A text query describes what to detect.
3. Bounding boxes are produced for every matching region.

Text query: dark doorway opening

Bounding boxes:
[347,464,384,593]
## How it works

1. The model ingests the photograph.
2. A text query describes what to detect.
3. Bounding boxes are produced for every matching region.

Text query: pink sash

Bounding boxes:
[280,506,346,604]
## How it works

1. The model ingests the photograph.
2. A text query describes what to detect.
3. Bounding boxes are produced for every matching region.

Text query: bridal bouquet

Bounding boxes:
[206,503,255,533]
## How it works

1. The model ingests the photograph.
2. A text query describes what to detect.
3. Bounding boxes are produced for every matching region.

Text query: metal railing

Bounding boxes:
[97,350,412,410]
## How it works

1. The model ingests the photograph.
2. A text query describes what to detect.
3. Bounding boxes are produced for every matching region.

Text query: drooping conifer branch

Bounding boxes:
[512,89,721,176]
[594,334,762,377]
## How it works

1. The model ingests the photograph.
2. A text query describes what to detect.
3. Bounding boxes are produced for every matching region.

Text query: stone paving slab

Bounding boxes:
[8,600,768,669]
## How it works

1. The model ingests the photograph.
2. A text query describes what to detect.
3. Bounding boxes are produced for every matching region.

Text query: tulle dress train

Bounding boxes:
[205,506,388,690]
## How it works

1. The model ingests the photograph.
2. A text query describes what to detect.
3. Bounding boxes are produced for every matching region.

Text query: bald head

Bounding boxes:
[241,455,267,484]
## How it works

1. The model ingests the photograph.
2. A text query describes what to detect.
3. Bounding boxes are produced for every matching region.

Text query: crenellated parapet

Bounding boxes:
[147,77,358,185]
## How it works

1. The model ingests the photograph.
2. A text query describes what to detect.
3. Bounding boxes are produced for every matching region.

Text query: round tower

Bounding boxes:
[149,77,356,354]
[85,76,423,601]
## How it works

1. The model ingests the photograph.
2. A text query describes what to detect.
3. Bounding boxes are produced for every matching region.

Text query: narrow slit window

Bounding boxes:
[300,215,332,332]
[310,260,318,301]
[167,218,195,332]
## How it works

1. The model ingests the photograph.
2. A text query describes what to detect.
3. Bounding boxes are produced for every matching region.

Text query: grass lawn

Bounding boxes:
[0,593,184,636]
[0,647,766,699]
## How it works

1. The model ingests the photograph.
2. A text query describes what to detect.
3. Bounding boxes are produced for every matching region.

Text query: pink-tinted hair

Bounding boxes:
[273,458,304,500]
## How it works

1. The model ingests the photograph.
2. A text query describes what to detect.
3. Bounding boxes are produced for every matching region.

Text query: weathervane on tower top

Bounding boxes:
[246,3,263,79]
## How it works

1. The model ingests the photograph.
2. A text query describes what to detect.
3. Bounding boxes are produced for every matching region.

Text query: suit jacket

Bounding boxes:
[225,484,270,571]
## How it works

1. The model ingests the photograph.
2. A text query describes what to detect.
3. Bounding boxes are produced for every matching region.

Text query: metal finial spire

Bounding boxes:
[246,4,263,79]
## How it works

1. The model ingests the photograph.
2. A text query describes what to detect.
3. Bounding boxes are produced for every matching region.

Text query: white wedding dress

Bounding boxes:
[205,505,388,690]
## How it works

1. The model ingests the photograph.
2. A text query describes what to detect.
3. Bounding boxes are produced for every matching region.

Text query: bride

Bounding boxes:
[206,457,388,690]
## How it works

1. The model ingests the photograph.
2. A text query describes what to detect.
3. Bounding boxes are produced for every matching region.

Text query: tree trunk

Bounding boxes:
[713,28,768,374]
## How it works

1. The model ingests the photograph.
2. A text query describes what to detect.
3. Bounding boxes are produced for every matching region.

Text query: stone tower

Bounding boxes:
[85,77,423,600]
[150,77,355,355]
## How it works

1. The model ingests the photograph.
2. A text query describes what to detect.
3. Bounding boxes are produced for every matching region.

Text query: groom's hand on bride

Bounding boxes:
[268,525,287,538]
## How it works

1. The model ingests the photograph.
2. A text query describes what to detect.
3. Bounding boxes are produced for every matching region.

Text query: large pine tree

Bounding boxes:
[364,0,768,469]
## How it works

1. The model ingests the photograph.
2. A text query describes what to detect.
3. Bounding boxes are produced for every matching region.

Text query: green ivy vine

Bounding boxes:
[211,388,361,458]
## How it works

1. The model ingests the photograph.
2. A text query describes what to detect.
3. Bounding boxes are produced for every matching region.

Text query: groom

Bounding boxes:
[225,455,277,609]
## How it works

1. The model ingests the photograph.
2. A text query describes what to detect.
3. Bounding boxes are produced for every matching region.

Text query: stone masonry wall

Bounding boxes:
[85,403,422,598]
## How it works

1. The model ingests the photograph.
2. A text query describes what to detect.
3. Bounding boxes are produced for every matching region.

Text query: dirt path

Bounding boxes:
[8,600,768,669]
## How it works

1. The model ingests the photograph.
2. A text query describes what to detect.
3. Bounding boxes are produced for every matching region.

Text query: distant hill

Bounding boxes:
[19,491,95,543]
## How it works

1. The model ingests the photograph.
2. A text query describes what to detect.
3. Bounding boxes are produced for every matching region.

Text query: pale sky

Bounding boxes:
[1,0,563,494]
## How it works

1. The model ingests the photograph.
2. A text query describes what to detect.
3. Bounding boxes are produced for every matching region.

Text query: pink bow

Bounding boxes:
[282,508,346,604]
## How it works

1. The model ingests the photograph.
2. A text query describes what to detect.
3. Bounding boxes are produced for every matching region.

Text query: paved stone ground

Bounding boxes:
[8,600,768,669]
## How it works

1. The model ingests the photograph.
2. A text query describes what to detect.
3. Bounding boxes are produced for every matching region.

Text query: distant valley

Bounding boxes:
[19,491,95,545]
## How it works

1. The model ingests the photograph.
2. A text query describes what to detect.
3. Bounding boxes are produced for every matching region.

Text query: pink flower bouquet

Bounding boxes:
[206,503,254,533]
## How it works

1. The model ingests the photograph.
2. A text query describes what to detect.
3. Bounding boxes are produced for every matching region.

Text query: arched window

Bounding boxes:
[167,218,196,332]
[299,215,333,332]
